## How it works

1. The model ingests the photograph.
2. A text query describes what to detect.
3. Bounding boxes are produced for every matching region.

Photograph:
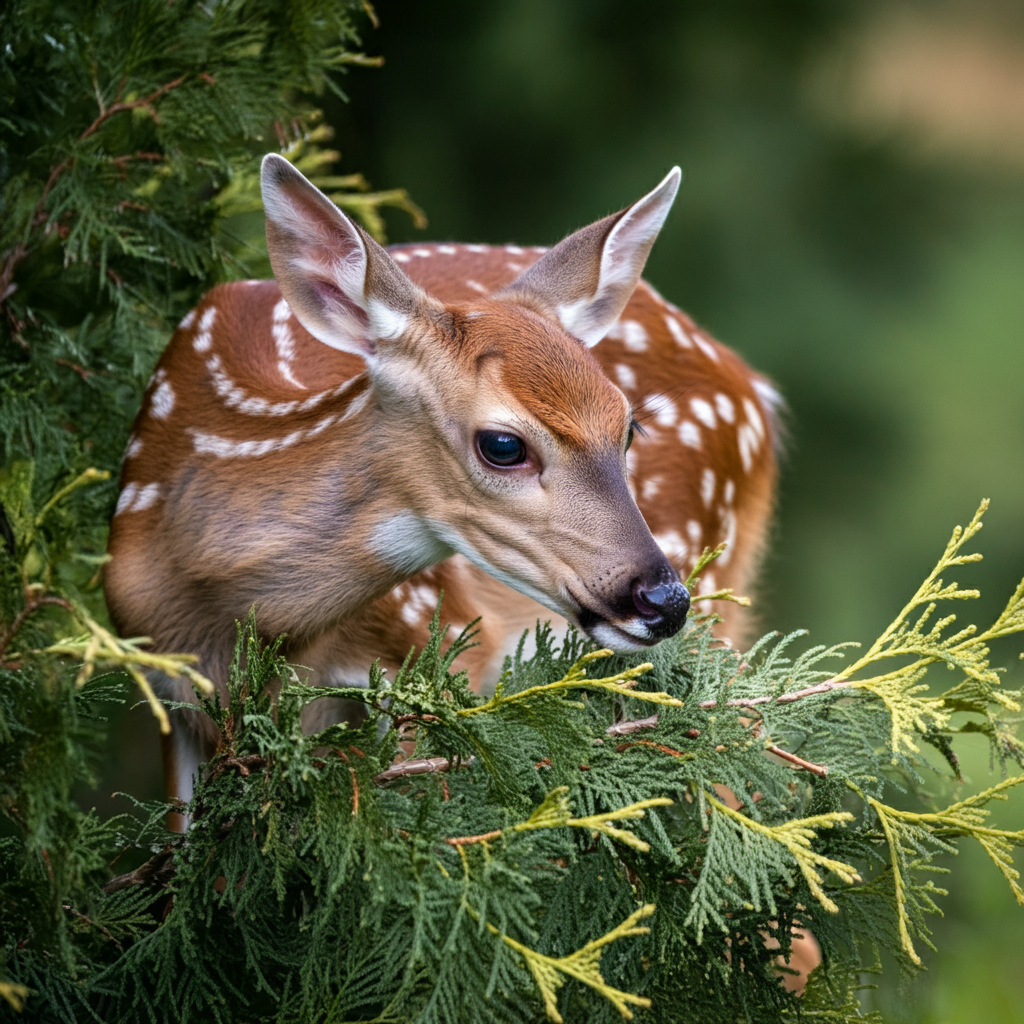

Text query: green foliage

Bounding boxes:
[0,0,418,510]
[3,507,1023,1022]
[2,5,1023,1021]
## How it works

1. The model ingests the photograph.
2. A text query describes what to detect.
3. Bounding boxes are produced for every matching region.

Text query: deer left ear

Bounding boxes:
[496,167,681,347]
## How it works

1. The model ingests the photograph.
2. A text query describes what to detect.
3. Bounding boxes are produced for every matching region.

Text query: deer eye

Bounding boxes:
[477,430,527,467]
[625,417,643,452]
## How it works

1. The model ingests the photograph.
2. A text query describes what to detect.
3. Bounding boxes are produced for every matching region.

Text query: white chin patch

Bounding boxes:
[586,621,654,654]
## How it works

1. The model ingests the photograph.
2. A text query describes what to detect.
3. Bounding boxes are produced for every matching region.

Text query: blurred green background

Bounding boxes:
[105,1,1024,1019]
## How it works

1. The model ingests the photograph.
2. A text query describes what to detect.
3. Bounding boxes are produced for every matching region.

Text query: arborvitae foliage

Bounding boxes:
[2,6,1024,1022]
[2,500,1023,1022]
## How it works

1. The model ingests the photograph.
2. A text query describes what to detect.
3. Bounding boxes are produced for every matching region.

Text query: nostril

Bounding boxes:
[632,580,691,624]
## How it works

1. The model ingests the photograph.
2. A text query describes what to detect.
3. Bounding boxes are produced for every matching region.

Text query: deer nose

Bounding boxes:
[631,579,691,639]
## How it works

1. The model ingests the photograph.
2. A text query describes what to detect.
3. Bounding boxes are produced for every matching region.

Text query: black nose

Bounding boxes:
[631,579,691,639]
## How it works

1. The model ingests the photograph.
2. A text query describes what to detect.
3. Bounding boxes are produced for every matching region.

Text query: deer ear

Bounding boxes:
[497,167,680,347]
[260,153,426,361]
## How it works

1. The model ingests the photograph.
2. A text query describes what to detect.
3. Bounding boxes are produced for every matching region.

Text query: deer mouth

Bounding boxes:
[569,580,690,653]
[571,597,665,653]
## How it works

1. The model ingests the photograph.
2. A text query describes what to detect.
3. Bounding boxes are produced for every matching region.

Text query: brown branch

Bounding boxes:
[79,76,186,141]
[374,755,473,785]
[699,679,855,710]
[765,745,829,777]
[0,594,74,661]
[103,846,176,895]
[605,714,659,736]
[63,903,122,950]
[615,738,687,757]
[604,716,699,740]
[0,76,187,303]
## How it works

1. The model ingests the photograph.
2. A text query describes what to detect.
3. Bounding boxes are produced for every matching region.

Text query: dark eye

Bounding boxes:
[477,430,528,467]
[625,417,643,452]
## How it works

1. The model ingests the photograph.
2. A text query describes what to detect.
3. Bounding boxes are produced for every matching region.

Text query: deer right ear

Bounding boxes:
[261,154,425,361]
[496,167,681,347]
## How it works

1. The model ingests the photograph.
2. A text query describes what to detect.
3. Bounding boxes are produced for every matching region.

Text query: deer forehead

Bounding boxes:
[442,302,631,451]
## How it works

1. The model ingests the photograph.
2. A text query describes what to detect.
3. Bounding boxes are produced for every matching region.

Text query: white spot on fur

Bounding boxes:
[401,583,439,626]
[115,483,138,515]
[272,299,290,323]
[393,251,411,263]
[664,314,692,348]
[151,380,175,419]
[621,320,649,352]
[679,420,701,449]
[465,279,488,294]
[531,246,548,254]
[737,422,761,473]
[694,335,720,361]
[690,397,717,429]
[614,363,636,391]
[651,395,678,428]
[723,478,735,505]
[641,476,661,502]
[507,260,524,273]
[125,436,142,460]
[115,482,160,515]
[504,244,524,255]
[718,509,736,565]
[687,519,703,550]
[698,571,717,596]
[178,309,196,331]
[132,483,161,512]
[714,393,735,423]
[193,306,217,352]
[700,467,716,507]
[465,244,487,253]
[743,397,766,440]
[437,245,457,255]
[412,248,432,258]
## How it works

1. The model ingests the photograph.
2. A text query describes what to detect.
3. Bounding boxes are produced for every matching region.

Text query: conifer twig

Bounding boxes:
[471,903,656,1022]
[459,649,681,717]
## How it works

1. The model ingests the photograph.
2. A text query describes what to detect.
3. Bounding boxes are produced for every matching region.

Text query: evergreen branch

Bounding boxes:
[863,796,928,966]
[41,607,215,734]
[981,574,1024,640]
[444,788,672,852]
[458,649,681,717]
[34,467,110,528]
[691,588,752,607]
[478,903,657,1022]
[685,543,727,590]
[704,792,861,913]
[834,500,989,682]
[78,75,187,142]
[868,777,1024,911]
